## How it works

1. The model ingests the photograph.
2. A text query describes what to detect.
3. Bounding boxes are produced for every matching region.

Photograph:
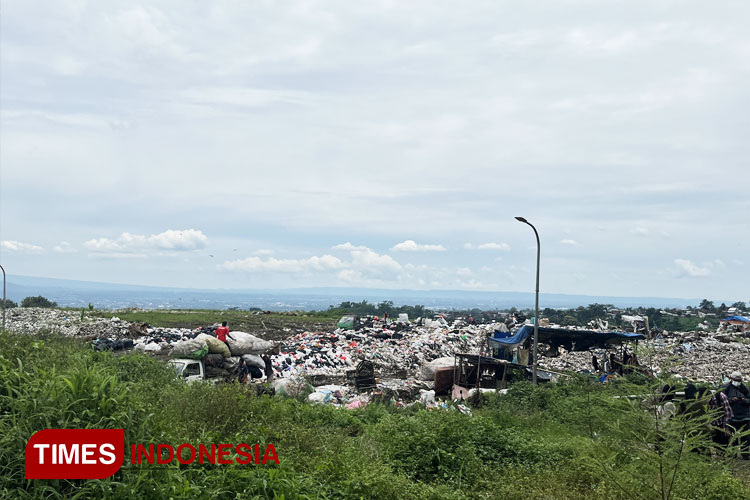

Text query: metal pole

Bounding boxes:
[1,264,6,330]
[515,217,540,384]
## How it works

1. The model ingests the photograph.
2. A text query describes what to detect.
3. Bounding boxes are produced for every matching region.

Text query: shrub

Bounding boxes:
[20,296,58,308]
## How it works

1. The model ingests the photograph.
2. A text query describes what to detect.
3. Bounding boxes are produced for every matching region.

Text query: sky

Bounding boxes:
[1,0,748,301]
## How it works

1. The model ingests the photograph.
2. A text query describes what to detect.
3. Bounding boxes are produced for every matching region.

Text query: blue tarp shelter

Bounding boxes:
[488,325,645,352]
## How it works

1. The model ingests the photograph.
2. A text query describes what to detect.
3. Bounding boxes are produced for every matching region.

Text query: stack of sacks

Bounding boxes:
[196,333,231,358]
[170,338,209,359]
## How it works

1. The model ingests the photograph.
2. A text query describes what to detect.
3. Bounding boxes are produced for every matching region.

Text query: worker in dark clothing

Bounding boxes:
[262,354,274,381]
[724,371,750,459]
[237,358,249,384]
[216,321,229,343]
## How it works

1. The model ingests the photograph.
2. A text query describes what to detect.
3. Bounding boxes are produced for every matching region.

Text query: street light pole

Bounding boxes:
[1,264,6,331]
[515,217,540,384]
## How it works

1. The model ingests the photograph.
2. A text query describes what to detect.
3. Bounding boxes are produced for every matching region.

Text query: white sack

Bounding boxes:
[227,331,274,355]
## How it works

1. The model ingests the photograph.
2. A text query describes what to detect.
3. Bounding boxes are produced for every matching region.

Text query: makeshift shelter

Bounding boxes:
[487,325,645,352]
[451,326,645,392]
[451,354,555,392]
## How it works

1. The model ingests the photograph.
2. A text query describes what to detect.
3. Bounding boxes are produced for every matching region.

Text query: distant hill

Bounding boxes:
[3,274,705,311]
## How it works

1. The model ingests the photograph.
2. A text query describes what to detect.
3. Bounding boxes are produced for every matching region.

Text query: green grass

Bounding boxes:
[1,330,748,499]
[85,309,338,340]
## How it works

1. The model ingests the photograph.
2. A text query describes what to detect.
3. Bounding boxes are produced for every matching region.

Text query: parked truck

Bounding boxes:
[169,358,213,383]
[169,354,267,384]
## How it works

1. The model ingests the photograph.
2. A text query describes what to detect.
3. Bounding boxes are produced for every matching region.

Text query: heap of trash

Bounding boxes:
[6,307,750,389]
[269,319,491,380]
[539,334,750,383]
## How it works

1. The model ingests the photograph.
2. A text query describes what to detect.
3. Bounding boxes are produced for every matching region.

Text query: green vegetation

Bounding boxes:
[0,298,17,308]
[21,296,58,308]
[1,330,748,499]
[314,300,433,319]
[88,309,338,341]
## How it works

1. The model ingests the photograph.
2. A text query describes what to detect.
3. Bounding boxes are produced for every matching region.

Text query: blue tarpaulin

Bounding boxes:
[722,316,750,322]
[488,325,645,352]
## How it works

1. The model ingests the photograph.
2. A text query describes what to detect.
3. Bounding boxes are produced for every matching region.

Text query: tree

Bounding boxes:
[0,298,17,308]
[698,299,715,312]
[20,296,58,308]
[562,314,578,326]
[730,301,746,311]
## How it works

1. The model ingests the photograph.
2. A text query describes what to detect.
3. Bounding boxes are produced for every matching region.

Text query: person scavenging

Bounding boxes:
[723,370,750,459]
[216,321,229,343]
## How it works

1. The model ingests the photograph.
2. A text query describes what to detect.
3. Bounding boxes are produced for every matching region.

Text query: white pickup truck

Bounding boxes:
[169,358,214,383]
[169,357,266,384]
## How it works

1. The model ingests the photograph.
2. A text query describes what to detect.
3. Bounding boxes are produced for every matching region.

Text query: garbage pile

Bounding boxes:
[301,381,472,414]
[269,321,495,380]
[539,331,750,383]
[3,308,194,345]
[7,308,749,389]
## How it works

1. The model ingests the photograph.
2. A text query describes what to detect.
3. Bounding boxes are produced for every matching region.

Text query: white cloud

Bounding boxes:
[220,245,403,283]
[390,240,446,252]
[463,243,474,250]
[350,248,402,273]
[560,239,578,246]
[331,242,369,251]
[673,258,725,278]
[477,242,511,251]
[219,254,344,273]
[0,240,44,253]
[84,229,208,255]
[631,227,649,236]
[53,241,76,253]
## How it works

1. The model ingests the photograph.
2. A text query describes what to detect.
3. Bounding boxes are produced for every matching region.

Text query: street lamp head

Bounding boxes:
[514,216,528,223]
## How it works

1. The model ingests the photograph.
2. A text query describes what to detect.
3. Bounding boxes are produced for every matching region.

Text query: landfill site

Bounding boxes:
[5,306,749,410]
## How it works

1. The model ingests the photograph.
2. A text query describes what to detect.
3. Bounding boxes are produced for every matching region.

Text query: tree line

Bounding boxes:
[0,296,58,308]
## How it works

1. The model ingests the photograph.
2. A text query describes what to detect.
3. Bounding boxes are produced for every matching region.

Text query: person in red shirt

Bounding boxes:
[216,321,229,343]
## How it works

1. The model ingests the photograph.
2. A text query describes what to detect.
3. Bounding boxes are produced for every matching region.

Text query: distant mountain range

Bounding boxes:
[2,274,706,311]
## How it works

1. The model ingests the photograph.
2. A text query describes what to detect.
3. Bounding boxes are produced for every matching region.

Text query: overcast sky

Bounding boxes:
[1,1,748,301]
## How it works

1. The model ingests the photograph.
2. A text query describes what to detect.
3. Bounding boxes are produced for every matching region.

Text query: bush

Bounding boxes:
[0,298,17,308]
[20,295,58,308]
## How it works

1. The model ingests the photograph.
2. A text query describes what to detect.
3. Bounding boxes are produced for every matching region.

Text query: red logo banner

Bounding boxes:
[25,429,125,479]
